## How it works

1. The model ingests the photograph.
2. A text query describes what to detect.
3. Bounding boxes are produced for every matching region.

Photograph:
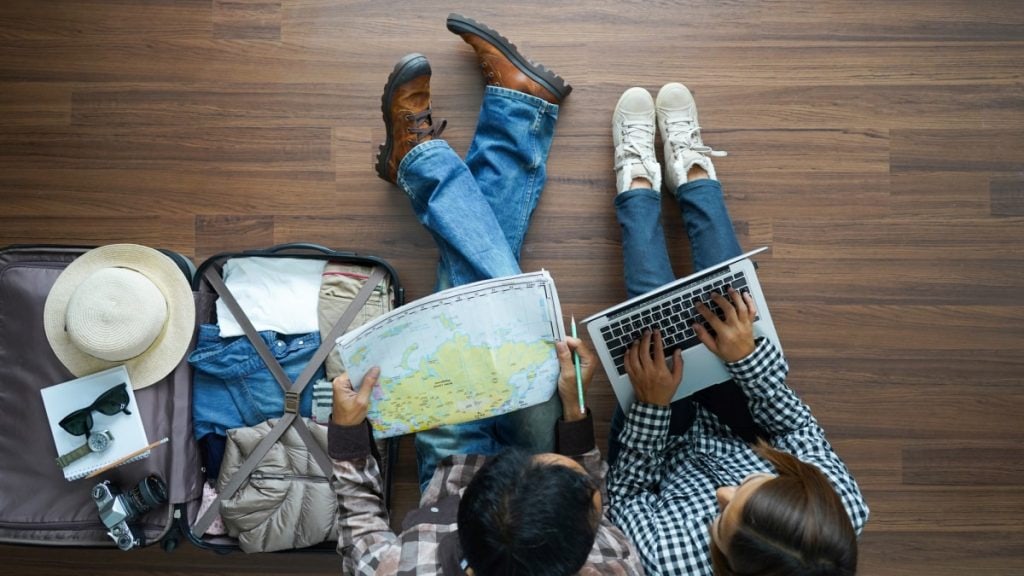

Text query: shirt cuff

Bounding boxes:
[328,420,373,461]
[725,337,783,381]
[556,410,596,456]
[622,402,671,446]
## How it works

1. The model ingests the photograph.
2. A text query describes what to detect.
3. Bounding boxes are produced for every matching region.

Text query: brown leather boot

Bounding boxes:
[446,13,571,105]
[375,53,447,184]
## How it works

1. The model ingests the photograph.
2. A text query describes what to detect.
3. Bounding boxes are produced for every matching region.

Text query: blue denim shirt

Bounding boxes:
[190,324,321,440]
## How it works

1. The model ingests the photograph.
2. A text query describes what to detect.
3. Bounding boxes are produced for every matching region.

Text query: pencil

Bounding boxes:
[571,316,585,414]
[84,437,169,480]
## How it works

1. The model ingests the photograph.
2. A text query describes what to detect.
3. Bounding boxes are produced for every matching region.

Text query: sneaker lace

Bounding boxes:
[666,118,727,159]
[408,109,447,141]
[614,121,659,174]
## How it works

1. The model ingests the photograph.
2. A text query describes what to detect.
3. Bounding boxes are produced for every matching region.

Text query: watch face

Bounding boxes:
[88,432,111,452]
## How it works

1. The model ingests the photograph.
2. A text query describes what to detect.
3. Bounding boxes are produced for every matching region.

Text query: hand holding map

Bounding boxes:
[336,271,565,438]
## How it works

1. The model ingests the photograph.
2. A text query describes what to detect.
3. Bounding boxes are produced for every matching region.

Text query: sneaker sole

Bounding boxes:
[376,53,431,182]
[446,13,571,101]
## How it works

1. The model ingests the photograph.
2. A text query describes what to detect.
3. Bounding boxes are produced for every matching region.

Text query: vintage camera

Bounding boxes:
[91,474,168,550]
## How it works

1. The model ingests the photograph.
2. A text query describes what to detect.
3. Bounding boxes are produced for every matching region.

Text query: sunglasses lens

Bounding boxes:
[94,384,130,415]
[59,410,92,436]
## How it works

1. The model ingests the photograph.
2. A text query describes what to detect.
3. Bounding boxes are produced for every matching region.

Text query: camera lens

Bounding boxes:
[116,532,135,551]
[124,475,168,518]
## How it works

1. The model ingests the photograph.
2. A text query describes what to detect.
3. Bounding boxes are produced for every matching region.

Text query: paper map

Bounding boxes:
[336,271,564,438]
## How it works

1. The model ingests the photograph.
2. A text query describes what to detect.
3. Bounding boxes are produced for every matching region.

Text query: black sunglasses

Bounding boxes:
[58,383,131,438]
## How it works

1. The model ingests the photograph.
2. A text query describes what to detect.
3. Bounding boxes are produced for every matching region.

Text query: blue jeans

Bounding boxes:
[608,179,760,465]
[397,86,564,490]
[190,325,319,438]
[190,325,322,479]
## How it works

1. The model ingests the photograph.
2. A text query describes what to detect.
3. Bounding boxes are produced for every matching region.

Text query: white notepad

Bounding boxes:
[41,365,151,481]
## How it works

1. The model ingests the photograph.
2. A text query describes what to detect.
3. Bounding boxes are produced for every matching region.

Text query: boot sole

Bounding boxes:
[376,53,431,182]
[446,13,572,102]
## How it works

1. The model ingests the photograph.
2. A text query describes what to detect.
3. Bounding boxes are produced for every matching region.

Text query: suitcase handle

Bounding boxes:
[261,243,355,257]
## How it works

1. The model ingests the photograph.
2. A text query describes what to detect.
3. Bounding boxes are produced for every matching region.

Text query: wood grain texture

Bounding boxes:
[1,0,1022,573]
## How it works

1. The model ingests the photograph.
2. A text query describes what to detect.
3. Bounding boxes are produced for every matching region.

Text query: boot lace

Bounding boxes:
[407,109,447,142]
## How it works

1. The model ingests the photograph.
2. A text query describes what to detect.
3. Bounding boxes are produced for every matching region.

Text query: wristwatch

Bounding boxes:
[56,430,114,469]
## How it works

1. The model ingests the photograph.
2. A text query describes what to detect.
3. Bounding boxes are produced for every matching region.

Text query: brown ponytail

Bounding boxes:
[710,441,857,576]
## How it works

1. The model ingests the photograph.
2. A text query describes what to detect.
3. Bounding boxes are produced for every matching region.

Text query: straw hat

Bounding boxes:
[44,244,195,389]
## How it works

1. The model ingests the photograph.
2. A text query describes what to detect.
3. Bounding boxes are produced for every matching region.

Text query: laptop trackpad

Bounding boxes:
[675,345,730,400]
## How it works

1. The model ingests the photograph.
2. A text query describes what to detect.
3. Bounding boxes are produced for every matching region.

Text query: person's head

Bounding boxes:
[710,441,858,576]
[457,448,601,576]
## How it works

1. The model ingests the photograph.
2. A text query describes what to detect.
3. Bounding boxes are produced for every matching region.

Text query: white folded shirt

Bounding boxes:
[216,257,327,338]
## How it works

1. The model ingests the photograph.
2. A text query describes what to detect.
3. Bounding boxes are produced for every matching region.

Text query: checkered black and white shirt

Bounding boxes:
[607,339,869,575]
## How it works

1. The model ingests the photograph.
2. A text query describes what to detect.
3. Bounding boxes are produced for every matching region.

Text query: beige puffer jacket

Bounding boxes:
[217,418,337,552]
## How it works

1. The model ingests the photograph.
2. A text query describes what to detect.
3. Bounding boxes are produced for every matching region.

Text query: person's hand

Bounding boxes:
[331,367,380,427]
[625,329,683,406]
[693,288,757,363]
[556,337,597,422]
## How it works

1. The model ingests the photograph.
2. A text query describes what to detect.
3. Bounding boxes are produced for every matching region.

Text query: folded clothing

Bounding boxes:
[318,262,392,380]
[217,418,337,553]
[190,325,322,478]
[216,257,326,338]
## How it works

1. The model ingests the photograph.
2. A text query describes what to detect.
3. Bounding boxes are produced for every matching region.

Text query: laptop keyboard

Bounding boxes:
[600,271,751,376]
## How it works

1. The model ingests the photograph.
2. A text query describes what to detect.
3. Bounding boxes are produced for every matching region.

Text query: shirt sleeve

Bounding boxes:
[726,339,870,533]
[328,421,401,575]
[557,412,647,574]
[605,402,676,564]
[607,402,672,500]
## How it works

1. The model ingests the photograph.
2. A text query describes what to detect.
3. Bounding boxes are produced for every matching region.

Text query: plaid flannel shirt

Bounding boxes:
[607,339,869,575]
[329,412,645,575]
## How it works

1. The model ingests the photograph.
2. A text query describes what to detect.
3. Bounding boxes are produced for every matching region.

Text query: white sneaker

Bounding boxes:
[656,83,727,191]
[612,87,661,194]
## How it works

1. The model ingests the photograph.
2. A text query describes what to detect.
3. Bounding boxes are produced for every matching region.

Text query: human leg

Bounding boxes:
[658,83,765,439]
[462,86,560,259]
[607,87,684,461]
[657,83,741,270]
[376,53,521,286]
[443,14,571,454]
[376,53,526,485]
[450,12,569,259]
[612,87,676,299]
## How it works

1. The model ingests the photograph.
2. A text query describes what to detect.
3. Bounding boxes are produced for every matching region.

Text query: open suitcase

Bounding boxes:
[0,243,402,553]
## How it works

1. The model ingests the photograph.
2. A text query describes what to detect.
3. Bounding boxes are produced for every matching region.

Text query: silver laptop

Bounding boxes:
[583,247,781,410]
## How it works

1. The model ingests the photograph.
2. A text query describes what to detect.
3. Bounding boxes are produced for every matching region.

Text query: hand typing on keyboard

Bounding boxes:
[693,287,757,363]
[624,329,683,406]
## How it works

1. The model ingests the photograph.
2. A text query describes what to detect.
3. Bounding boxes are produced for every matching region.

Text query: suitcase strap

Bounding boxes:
[193,265,387,537]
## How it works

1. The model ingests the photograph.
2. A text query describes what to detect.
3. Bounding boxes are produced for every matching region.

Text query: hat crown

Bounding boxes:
[65,267,168,362]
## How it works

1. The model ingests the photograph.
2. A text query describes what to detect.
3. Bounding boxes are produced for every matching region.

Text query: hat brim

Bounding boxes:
[43,244,195,389]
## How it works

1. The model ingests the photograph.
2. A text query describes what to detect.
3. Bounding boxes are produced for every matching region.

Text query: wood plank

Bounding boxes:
[862,487,1024,532]
[771,304,1024,359]
[902,443,1024,486]
[760,258,1024,305]
[0,168,337,217]
[684,83,1024,130]
[71,83,373,127]
[799,388,1024,441]
[195,215,274,261]
[0,83,70,126]
[891,129,1024,173]
[0,127,333,174]
[772,218,1024,260]
[991,175,1024,216]
[213,0,281,41]
[0,216,195,257]
[0,0,213,41]
[859,531,1024,576]
[890,172,991,218]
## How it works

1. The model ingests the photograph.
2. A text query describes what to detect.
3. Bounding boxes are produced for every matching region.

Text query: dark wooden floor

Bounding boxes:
[2,1,1023,574]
